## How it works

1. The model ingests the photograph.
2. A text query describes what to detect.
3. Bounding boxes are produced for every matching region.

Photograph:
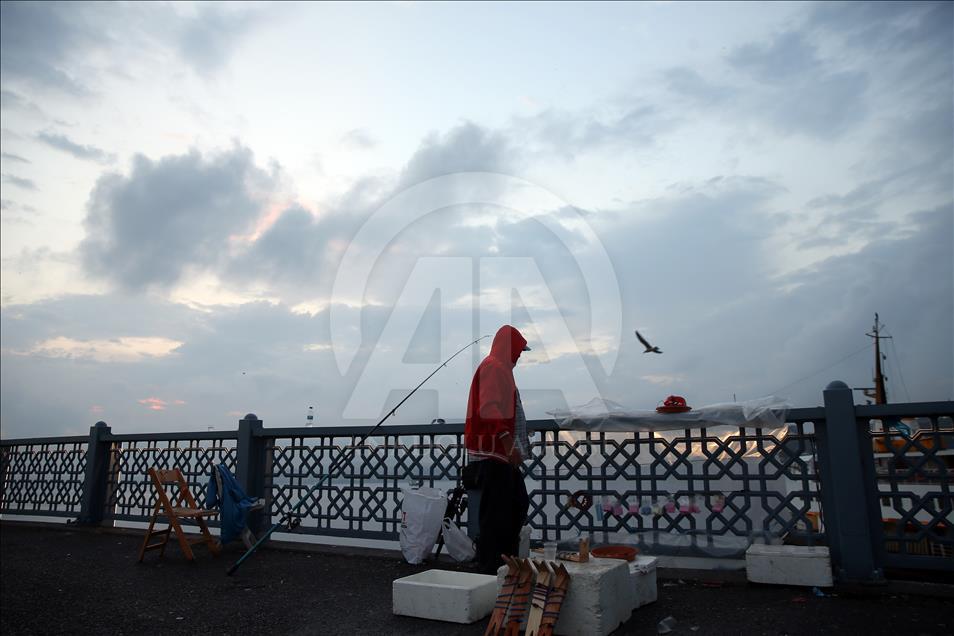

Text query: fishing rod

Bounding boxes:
[227,334,491,576]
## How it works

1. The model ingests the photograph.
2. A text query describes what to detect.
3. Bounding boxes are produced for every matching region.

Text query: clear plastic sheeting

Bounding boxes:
[549,396,793,432]
[599,529,784,559]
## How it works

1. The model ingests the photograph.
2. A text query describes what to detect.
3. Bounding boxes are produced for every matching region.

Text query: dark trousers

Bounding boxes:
[471,460,529,573]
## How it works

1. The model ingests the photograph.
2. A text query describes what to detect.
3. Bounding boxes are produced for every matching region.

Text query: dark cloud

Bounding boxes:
[723,30,870,138]
[809,1,952,60]
[866,104,954,200]
[0,294,344,437]
[232,122,513,285]
[805,2,952,122]
[4,194,949,437]
[400,122,513,186]
[795,206,898,251]
[799,103,951,252]
[770,204,953,400]
[0,89,25,108]
[0,197,36,226]
[0,198,37,214]
[598,175,787,313]
[36,131,114,164]
[808,178,895,211]
[228,206,331,290]
[224,172,395,300]
[768,70,868,138]
[0,2,261,100]
[340,128,377,149]
[727,31,821,84]
[226,122,561,303]
[663,60,870,139]
[80,146,275,290]
[594,185,952,407]
[175,5,260,76]
[0,1,95,95]
[806,148,947,216]
[1,152,30,164]
[0,89,43,114]
[524,103,671,158]
[663,68,734,106]
[0,293,194,348]
[1,174,36,190]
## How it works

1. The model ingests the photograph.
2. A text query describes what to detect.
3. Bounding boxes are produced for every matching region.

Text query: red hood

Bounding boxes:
[489,325,528,367]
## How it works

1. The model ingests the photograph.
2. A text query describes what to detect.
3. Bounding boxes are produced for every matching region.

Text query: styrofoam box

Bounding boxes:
[628,555,658,608]
[745,544,833,587]
[393,569,498,624]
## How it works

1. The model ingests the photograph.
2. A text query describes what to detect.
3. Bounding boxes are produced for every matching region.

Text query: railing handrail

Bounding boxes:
[103,431,239,442]
[254,419,562,439]
[0,406,887,447]
[855,401,954,418]
[0,435,90,446]
[5,401,947,447]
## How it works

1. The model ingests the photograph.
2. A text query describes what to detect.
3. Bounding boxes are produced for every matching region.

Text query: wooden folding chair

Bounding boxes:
[138,468,220,562]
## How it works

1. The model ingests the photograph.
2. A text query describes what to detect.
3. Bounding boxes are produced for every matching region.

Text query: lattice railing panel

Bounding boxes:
[0,440,87,516]
[868,414,954,564]
[103,438,237,521]
[262,422,824,555]
[264,432,466,539]
[525,422,823,556]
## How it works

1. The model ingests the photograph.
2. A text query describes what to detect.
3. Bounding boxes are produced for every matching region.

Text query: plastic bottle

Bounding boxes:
[306,406,315,427]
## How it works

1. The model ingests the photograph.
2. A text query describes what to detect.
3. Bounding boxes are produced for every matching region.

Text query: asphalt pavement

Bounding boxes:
[1,523,951,635]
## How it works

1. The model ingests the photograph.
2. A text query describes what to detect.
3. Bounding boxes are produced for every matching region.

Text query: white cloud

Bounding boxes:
[13,336,183,363]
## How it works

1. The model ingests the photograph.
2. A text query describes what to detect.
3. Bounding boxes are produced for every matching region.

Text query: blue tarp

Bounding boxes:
[205,464,259,544]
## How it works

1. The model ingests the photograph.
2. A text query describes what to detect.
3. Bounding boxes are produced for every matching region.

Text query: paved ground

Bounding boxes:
[1,522,952,635]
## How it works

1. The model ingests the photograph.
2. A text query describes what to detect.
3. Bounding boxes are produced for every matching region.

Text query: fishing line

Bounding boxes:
[227,334,491,576]
[880,325,912,403]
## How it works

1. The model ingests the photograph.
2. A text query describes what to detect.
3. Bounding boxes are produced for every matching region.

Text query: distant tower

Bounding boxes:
[306,406,315,427]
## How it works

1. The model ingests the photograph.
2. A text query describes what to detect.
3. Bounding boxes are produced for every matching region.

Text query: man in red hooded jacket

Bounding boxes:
[464,325,531,573]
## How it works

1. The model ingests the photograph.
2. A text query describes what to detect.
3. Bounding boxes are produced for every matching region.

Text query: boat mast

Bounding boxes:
[865,313,891,405]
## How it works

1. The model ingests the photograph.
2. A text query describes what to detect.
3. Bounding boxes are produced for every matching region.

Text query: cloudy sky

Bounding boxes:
[1,1,951,438]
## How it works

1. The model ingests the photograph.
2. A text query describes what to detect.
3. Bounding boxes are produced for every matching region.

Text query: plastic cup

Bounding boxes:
[544,541,558,560]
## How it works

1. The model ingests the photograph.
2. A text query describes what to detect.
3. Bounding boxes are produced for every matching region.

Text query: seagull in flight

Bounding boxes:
[635,330,662,354]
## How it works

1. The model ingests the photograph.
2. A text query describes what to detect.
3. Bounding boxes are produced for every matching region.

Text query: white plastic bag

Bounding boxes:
[399,487,445,564]
[442,518,476,562]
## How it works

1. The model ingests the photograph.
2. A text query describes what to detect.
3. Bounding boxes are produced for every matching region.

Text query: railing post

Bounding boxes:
[236,413,267,535]
[815,381,884,583]
[77,421,112,525]
[0,444,9,508]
